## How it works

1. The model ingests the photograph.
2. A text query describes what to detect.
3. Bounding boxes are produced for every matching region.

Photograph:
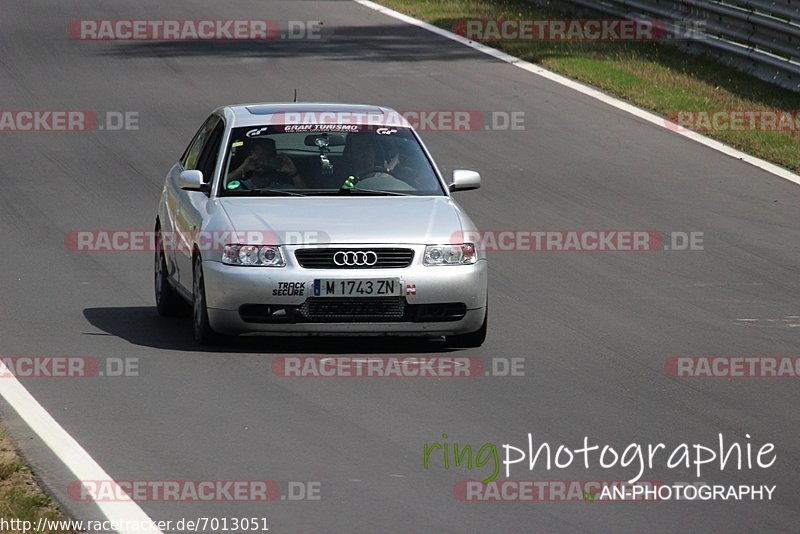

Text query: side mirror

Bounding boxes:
[448,170,481,192]
[179,170,205,191]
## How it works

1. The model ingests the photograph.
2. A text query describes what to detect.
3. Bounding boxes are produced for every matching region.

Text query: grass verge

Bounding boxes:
[0,429,72,534]
[376,0,800,172]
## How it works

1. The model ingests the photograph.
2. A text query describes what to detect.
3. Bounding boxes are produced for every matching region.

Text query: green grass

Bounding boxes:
[378,0,800,172]
[0,431,72,534]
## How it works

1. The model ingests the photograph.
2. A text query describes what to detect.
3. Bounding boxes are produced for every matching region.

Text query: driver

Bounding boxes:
[227,138,306,189]
[345,133,380,176]
[339,133,413,191]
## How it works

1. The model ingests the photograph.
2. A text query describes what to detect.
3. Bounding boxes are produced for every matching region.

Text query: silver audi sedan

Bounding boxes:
[154,103,487,346]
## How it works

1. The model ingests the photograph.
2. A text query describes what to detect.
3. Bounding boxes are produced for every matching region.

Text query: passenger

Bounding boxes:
[227,137,306,189]
[339,132,414,191]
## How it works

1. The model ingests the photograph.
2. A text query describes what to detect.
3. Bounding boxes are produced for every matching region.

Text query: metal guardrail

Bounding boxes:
[532,0,800,91]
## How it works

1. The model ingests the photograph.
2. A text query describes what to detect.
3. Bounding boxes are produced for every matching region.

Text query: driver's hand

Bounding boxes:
[277,154,297,174]
[241,155,259,172]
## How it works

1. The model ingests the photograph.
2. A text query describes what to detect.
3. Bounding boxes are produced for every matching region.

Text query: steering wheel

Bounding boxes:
[356,166,402,181]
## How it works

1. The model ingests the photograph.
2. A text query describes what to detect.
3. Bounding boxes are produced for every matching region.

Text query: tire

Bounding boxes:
[445,306,488,348]
[154,227,182,316]
[192,254,220,345]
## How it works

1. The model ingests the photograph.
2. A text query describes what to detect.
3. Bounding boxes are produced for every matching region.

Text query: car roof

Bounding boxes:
[220,102,412,128]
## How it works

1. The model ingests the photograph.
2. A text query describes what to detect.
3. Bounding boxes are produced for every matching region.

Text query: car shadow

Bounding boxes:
[82,307,458,354]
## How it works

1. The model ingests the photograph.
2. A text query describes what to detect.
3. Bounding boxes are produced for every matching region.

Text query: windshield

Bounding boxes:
[219,125,446,196]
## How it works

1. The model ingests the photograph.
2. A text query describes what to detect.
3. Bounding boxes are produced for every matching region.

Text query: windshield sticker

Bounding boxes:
[232,140,244,148]
[283,124,360,133]
[246,127,271,138]
[244,124,410,135]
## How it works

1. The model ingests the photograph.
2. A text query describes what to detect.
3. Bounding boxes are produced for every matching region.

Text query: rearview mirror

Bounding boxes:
[304,133,346,147]
[449,170,481,192]
[179,170,204,191]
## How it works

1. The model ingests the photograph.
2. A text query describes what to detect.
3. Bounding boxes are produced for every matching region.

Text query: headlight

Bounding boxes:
[222,245,285,267]
[423,243,477,265]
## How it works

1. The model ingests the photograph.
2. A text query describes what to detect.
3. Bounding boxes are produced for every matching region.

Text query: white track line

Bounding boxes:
[355,0,800,186]
[0,374,163,534]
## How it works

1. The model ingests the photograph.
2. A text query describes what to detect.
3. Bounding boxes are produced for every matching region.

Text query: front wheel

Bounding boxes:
[193,255,220,345]
[154,228,181,316]
[445,306,487,348]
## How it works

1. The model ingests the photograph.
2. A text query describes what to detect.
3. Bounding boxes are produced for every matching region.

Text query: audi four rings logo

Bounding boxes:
[333,251,378,266]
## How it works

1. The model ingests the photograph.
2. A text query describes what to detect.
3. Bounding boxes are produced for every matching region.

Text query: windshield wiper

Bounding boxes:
[338,186,410,196]
[245,189,307,197]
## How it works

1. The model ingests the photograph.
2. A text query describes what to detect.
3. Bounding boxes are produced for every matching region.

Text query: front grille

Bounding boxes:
[295,248,414,269]
[299,297,406,322]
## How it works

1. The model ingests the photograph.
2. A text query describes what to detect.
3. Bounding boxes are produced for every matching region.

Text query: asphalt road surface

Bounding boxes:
[0,1,799,532]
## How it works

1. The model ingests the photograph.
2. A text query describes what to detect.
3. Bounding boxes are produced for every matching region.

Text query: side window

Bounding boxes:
[181,115,220,170]
[196,121,225,184]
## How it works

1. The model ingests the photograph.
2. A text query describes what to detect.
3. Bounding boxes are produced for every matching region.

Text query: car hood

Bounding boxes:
[218,196,464,245]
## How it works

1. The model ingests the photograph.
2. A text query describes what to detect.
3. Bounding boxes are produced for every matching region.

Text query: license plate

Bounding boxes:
[313,278,402,297]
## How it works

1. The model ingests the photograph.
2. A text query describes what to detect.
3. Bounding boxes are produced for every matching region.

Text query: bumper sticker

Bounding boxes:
[272,282,306,297]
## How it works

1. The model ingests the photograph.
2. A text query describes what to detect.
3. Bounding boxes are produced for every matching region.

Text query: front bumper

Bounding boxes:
[201,245,487,335]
